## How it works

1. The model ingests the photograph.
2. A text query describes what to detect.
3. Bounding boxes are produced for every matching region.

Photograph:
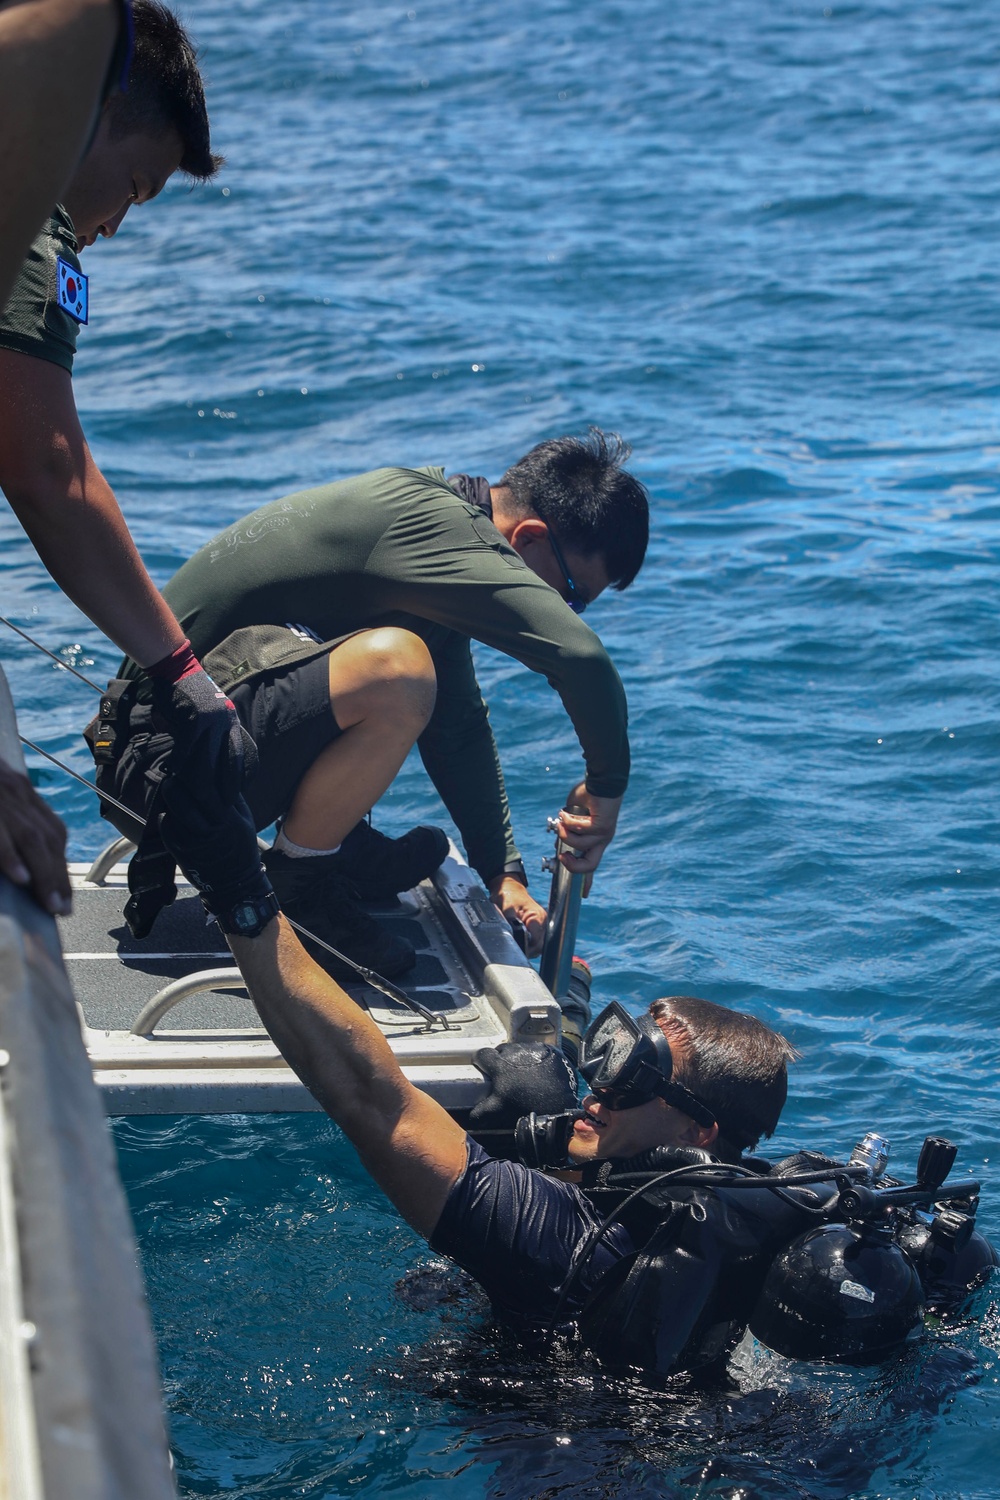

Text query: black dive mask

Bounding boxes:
[579,1001,717,1128]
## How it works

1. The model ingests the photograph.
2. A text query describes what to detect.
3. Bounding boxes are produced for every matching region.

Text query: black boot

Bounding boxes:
[262,848,416,979]
[329,820,449,901]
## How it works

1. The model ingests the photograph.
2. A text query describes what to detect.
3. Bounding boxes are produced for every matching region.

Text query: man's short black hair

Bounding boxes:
[500,429,649,590]
[650,996,798,1159]
[107,0,222,180]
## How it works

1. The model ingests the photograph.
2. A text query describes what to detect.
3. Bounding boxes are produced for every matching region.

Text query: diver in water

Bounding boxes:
[88,431,649,978]
[0,2,240,917]
[153,745,996,1379]
[150,751,798,1360]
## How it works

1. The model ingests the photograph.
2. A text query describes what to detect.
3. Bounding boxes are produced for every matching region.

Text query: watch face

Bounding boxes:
[223,891,279,938]
[234,902,255,932]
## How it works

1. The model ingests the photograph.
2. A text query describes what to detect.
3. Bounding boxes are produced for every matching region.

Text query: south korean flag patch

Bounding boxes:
[56,257,89,324]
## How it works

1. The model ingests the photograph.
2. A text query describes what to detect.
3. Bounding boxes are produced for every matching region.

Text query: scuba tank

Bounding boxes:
[749,1135,997,1362]
[750,1222,924,1363]
[895,1214,998,1316]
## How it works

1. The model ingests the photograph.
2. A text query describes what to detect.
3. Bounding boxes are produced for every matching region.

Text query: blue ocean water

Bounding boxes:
[3,0,1000,1493]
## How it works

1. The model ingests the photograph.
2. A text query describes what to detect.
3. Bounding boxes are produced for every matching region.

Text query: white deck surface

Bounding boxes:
[63,849,560,1114]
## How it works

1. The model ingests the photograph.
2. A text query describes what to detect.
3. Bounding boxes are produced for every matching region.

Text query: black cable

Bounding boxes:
[18,734,140,825]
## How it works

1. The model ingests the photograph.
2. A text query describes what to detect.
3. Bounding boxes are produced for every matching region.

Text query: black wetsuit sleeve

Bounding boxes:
[429,1140,634,1328]
[417,633,517,883]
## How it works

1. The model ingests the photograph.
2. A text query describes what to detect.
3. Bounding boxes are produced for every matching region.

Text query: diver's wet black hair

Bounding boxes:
[501,428,649,590]
[650,996,798,1157]
[108,0,222,180]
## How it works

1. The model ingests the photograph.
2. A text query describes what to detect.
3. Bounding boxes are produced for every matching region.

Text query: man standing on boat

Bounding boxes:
[96,431,648,977]
[0,1,243,915]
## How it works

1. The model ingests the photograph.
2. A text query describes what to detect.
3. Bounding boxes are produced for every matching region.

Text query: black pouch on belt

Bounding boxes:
[83,678,180,936]
[83,678,139,766]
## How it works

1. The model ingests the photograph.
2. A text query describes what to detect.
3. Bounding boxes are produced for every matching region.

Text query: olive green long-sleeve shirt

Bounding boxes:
[158,466,630,882]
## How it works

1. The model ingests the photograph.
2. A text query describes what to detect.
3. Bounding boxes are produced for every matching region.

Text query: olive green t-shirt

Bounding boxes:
[0,206,85,372]
[151,466,631,883]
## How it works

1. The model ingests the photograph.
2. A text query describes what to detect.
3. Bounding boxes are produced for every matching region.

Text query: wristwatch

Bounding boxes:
[216,889,280,938]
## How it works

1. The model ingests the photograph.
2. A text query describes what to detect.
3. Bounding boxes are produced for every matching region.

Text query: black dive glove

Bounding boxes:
[467,1042,579,1160]
[148,641,246,805]
[157,772,278,939]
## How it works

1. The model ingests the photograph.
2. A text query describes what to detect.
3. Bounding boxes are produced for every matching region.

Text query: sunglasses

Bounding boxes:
[546,527,588,615]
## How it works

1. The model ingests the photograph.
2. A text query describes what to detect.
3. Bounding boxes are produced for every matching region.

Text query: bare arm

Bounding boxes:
[0,0,118,310]
[228,917,469,1238]
[0,349,184,665]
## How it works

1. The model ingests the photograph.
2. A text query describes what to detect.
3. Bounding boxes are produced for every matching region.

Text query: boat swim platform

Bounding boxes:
[62,843,561,1116]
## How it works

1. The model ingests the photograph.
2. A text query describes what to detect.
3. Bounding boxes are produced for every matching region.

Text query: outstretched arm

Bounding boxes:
[228,920,469,1237]
[155,745,469,1237]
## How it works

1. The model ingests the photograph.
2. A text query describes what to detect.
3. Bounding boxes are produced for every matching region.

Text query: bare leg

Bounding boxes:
[0,0,118,309]
[281,628,436,851]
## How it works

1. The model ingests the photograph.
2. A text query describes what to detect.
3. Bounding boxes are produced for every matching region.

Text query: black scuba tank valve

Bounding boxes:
[927,1204,975,1253]
[917,1136,958,1191]
[837,1182,880,1221]
[896,1213,998,1314]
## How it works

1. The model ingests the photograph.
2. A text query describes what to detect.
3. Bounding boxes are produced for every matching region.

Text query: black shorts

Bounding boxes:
[230,651,340,830]
[430,1140,634,1329]
[93,649,342,841]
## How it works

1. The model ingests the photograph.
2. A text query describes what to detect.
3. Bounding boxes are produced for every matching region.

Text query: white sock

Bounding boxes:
[272,826,341,859]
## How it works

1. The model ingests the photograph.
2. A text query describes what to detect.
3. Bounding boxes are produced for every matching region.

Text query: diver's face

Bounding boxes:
[567,1093,698,1163]
[63,106,182,247]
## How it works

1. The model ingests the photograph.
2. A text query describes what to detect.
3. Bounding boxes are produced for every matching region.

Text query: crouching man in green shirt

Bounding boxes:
[95,431,649,979]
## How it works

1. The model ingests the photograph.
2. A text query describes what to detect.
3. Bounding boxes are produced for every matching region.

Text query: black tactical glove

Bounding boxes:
[157,770,277,939]
[467,1042,579,1159]
[148,642,246,806]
